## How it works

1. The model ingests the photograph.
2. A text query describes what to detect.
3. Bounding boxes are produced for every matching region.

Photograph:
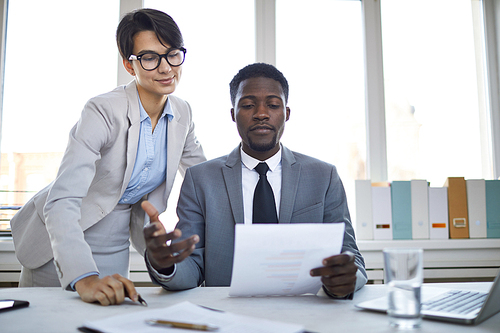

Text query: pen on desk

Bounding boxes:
[124,289,148,306]
[146,319,219,331]
[136,294,148,307]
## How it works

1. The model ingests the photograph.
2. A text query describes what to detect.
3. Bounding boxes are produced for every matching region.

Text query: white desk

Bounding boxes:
[0,283,498,333]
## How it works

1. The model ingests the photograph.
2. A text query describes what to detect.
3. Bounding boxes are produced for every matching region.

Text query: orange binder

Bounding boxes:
[444,177,469,239]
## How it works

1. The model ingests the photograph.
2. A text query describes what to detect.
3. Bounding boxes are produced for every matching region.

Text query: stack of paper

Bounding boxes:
[81,301,304,333]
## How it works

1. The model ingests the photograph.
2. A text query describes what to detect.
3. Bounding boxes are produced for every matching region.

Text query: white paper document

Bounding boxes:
[82,301,304,333]
[229,223,345,297]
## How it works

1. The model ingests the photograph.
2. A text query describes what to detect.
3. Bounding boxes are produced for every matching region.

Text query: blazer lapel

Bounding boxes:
[279,146,300,223]
[165,97,186,198]
[222,146,245,224]
[120,81,141,195]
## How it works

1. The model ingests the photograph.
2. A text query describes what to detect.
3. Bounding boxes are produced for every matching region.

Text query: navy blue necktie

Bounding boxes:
[253,162,278,223]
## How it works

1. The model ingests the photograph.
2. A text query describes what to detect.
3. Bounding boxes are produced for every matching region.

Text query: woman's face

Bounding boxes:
[124,30,182,102]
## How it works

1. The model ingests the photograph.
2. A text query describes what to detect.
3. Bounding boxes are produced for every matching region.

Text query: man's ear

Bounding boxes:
[123,58,135,76]
[285,107,291,121]
[231,108,236,122]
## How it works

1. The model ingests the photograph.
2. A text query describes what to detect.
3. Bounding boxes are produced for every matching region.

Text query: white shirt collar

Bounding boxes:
[240,145,282,172]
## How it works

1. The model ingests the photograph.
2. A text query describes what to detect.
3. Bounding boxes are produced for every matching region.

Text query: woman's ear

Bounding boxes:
[123,58,135,76]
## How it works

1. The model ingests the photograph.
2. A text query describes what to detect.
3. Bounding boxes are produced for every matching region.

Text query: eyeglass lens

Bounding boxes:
[140,49,185,70]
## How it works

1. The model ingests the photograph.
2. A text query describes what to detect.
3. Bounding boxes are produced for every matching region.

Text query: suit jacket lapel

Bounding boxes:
[165,97,186,198]
[279,146,300,223]
[120,81,141,195]
[222,146,245,224]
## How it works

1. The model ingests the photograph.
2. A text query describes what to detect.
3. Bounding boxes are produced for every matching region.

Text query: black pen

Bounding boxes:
[124,289,148,306]
[136,294,148,307]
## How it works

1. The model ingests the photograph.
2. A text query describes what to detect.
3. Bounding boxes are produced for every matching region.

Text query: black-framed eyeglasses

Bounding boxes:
[128,47,186,71]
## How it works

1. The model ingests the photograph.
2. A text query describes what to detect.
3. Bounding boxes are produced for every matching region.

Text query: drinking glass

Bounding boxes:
[383,248,423,329]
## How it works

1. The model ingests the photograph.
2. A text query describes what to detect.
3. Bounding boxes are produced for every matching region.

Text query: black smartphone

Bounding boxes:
[0,299,29,313]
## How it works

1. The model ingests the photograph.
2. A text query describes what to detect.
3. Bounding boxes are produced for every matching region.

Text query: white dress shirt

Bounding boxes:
[240,147,282,224]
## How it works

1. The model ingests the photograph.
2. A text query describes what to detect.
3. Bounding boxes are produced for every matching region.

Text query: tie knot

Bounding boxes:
[254,162,269,176]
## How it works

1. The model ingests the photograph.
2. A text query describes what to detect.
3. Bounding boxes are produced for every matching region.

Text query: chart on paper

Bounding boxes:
[229,223,345,297]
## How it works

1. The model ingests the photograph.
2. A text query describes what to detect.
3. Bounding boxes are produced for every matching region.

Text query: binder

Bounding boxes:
[466,179,487,238]
[428,187,449,239]
[444,177,469,239]
[372,186,393,240]
[391,181,412,240]
[355,180,373,240]
[485,179,500,238]
[411,180,430,239]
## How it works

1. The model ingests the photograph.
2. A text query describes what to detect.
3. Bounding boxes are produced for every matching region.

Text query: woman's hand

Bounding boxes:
[75,274,138,306]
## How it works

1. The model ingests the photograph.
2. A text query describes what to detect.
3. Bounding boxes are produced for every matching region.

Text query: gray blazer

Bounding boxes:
[10,81,206,289]
[152,145,367,292]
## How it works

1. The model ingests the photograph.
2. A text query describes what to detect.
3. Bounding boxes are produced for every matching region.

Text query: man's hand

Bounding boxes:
[142,201,199,272]
[309,251,358,298]
[75,274,137,306]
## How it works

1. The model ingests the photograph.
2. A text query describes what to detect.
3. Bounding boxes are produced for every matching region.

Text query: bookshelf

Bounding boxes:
[358,238,500,283]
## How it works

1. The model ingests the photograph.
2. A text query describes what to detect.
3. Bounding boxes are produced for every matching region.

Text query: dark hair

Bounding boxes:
[116,8,184,60]
[229,63,289,107]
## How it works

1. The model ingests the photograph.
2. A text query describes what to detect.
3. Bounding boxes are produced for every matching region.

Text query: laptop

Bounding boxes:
[355,269,500,325]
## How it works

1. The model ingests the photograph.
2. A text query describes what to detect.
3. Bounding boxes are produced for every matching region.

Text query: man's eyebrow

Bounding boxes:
[266,95,283,100]
[240,95,257,101]
[240,95,283,101]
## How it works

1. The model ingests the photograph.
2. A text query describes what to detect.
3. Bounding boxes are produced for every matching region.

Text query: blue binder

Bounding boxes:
[391,181,412,240]
[485,179,500,238]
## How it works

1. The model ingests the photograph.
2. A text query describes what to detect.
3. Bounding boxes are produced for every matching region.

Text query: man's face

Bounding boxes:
[231,77,290,160]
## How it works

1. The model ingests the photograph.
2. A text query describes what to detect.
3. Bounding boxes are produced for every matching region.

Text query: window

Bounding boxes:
[276,0,366,223]
[1,0,497,234]
[0,0,119,231]
[381,0,490,186]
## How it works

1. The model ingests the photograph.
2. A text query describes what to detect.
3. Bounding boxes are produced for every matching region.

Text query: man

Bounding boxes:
[142,63,367,298]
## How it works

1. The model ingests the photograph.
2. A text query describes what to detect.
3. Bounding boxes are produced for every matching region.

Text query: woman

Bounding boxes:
[10,8,206,305]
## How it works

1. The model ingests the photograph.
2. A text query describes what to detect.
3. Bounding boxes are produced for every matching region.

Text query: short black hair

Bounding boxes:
[116,8,184,61]
[229,63,289,107]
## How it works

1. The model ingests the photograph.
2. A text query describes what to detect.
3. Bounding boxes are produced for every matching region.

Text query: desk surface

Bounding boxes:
[0,283,498,333]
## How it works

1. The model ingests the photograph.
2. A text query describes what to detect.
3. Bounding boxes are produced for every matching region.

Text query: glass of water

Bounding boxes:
[383,248,423,329]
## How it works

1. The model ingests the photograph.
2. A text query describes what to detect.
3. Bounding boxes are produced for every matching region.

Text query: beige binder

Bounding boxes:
[444,177,469,239]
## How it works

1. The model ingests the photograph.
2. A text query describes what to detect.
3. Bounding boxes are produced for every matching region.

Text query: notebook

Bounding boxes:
[355,269,500,325]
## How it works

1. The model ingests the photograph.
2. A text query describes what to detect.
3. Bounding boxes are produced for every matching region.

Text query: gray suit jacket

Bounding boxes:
[152,145,367,292]
[10,81,206,289]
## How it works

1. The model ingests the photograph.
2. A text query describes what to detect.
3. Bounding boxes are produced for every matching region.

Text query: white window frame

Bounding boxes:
[250,0,500,181]
[0,0,498,180]
[483,0,500,179]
